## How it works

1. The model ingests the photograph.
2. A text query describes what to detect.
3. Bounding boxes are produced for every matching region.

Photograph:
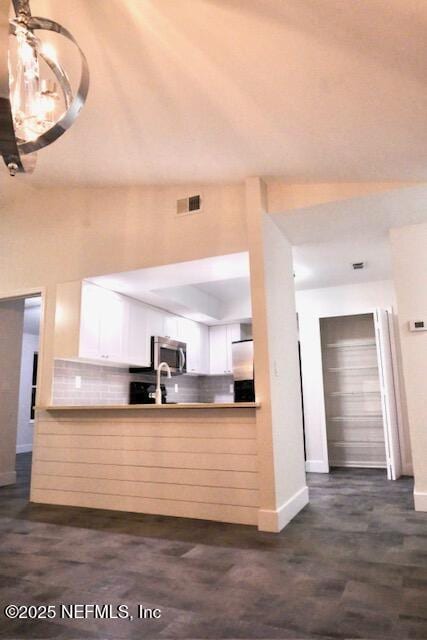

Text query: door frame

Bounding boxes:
[313,307,406,476]
[0,286,46,462]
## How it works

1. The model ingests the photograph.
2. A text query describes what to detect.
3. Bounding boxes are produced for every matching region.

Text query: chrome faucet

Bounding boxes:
[155,362,171,404]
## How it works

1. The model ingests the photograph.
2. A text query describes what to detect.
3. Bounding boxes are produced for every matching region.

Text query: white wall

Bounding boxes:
[390,223,427,509]
[296,279,412,475]
[246,178,307,532]
[16,333,39,453]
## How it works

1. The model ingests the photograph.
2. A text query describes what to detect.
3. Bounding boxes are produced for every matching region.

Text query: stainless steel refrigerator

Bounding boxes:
[231,339,255,402]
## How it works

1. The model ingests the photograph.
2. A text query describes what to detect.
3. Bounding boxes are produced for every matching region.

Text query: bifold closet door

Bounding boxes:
[374,309,402,480]
[321,314,386,470]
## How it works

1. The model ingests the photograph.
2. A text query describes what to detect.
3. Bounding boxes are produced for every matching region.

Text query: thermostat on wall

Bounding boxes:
[409,320,427,332]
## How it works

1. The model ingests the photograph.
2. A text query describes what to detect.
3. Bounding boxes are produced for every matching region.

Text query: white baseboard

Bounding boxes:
[258,485,309,532]
[305,459,329,473]
[0,471,16,487]
[16,444,32,454]
[414,490,427,511]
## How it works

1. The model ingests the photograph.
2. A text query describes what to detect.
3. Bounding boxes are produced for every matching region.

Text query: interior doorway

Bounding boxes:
[319,310,401,479]
[17,298,41,454]
[0,295,41,493]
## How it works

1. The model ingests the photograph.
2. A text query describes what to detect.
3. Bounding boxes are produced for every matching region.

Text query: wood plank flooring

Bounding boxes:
[0,454,426,639]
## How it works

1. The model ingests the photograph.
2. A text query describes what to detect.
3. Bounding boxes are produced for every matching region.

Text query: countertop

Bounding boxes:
[39,402,260,411]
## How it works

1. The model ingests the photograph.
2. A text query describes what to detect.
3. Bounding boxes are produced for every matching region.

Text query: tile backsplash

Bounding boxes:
[199,375,235,403]
[52,360,233,405]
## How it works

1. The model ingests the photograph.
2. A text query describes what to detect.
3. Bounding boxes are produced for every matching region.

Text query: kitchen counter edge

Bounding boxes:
[38,402,260,411]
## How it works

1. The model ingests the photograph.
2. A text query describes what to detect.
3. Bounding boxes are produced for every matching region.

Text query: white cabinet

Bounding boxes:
[209,325,227,375]
[146,307,165,342]
[125,298,150,367]
[79,282,128,364]
[163,314,179,340]
[54,281,131,366]
[198,324,210,374]
[178,317,209,374]
[127,306,181,368]
[209,324,241,375]
[97,288,127,362]
[54,279,212,372]
[79,282,103,360]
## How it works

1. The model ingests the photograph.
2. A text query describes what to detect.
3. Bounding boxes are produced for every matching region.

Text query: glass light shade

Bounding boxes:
[9,24,60,142]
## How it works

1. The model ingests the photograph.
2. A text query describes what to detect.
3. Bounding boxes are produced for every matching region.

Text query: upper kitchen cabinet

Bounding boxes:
[209,324,242,375]
[163,314,180,341]
[126,302,185,367]
[55,281,131,366]
[178,317,209,374]
[54,278,246,373]
[145,306,165,343]
[54,280,211,370]
[125,297,151,367]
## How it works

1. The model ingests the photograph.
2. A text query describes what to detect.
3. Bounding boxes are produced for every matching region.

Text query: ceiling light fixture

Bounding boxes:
[0,0,89,176]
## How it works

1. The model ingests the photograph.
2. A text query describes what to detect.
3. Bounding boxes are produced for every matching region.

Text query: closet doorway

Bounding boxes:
[320,310,401,479]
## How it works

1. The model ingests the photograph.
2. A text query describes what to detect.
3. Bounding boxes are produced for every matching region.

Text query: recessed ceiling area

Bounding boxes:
[89,253,251,324]
[5,0,427,187]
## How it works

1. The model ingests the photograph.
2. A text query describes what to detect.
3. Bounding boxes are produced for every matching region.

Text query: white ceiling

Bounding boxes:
[292,239,392,291]
[4,0,427,187]
[275,185,427,290]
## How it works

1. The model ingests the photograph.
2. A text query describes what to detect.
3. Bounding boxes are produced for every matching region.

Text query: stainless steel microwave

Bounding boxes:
[153,336,187,374]
[129,336,187,375]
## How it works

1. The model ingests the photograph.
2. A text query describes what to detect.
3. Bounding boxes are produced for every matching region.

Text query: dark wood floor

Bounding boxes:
[0,454,426,639]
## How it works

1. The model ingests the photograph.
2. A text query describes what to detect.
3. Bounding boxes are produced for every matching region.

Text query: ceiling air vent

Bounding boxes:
[177,194,202,216]
[352,262,365,270]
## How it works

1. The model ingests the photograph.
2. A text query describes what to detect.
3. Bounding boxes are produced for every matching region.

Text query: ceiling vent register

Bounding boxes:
[177,195,202,215]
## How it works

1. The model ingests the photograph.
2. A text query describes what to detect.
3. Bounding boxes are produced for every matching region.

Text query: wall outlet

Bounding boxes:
[273,360,279,377]
[229,384,234,393]
[75,375,82,389]
[409,320,427,332]
[174,383,179,393]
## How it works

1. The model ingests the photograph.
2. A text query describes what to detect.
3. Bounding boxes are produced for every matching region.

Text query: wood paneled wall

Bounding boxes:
[31,408,259,526]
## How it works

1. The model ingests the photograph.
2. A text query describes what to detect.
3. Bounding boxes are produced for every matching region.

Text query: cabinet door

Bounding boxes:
[178,317,195,373]
[209,325,228,375]
[126,299,151,367]
[209,324,241,375]
[98,288,127,363]
[79,282,103,359]
[198,323,210,374]
[146,307,165,340]
[226,324,242,374]
[178,317,208,374]
[164,314,179,340]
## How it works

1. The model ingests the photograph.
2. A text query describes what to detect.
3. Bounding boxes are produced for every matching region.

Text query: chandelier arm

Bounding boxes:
[0,0,35,173]
[12,0,31,20]
[17,15,89,156]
